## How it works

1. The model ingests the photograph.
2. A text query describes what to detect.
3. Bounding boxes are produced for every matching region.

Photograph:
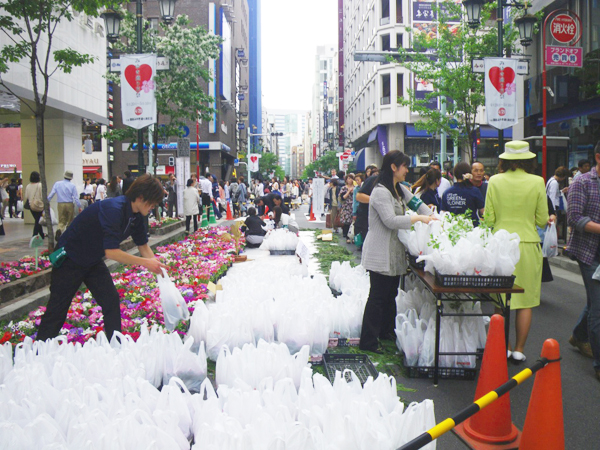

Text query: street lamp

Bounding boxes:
[102,0,177,175]
[463,0,536,154]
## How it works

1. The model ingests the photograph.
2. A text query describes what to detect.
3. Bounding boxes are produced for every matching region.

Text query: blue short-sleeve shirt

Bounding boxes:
[59,196,148,267]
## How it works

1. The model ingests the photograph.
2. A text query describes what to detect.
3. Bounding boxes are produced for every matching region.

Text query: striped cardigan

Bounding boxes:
[361,183,434,276]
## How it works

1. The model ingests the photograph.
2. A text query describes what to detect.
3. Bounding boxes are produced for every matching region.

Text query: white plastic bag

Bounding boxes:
[39,208,58,226]
[542,222,558,258]
[156,268,190,332]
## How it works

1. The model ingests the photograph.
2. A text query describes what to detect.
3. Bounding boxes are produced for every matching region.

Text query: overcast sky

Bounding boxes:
[261,0,337,112]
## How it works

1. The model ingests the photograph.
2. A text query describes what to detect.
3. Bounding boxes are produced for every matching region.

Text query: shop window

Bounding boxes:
[381,0,390,25]
[381,34,391,52]
[381,74,391,105]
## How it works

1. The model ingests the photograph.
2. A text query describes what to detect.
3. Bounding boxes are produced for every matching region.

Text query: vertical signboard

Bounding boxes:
[484,58,518,129]
[208,3,217,133]
[312,178,325,218]
[120,54,157,129]
[338,0,345,147]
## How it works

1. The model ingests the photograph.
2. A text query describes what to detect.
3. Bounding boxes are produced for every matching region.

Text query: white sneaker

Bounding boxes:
[511,351,526,362]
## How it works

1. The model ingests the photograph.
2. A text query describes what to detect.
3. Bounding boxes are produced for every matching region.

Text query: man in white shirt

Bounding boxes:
[429,161,451,197]
[47,170,82,240]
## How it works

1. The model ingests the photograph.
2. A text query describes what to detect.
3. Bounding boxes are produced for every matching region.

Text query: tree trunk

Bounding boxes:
[36,111,55,251]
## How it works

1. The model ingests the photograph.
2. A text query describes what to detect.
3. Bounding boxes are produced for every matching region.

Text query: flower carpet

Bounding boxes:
[0,253,51,286]
[0,226,243,345]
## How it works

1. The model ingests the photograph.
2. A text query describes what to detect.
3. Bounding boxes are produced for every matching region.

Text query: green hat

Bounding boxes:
[499,140,536,160]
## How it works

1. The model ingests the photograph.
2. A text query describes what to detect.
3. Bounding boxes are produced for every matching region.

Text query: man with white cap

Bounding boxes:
[48,170,81,241]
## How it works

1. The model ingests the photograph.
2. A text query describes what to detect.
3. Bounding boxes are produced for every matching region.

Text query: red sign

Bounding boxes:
[312,144,317,160]
[550,14,577,43]
[545,45,583,67]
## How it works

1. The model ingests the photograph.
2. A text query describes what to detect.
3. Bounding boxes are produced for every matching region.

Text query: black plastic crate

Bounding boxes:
[435,272,515,288]
[404,359,477,380]
[323,353,379,385]
[407,253,425,269]
[269,249,296,255]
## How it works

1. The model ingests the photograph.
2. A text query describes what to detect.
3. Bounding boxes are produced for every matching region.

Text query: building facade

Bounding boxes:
[268,109,307,176]
[311,45,336,159]
[248,0,263,153]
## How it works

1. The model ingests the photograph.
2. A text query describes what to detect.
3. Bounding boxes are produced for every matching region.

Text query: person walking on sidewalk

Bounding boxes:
[36,174,167,343]
[484,141,549,363]
[359,151,436,353]
[47,170,81,241]
[183,178,200,233]
[24,171,46,239]
[6,178,19,218]
[567,140,600,379]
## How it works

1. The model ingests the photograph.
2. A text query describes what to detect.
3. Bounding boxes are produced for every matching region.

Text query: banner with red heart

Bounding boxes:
[248,153,260,172]
[120,54,157,130]
[484,58,518,130]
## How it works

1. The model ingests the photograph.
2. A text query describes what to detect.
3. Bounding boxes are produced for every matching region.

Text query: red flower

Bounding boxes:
[0,331,12,344]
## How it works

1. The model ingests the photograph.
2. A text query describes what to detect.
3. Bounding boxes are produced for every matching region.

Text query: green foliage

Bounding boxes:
[251,152,285,180]
[312,231,357,277]
[394,2,541,161]
[302,151,339,179]
[104,10,222,145]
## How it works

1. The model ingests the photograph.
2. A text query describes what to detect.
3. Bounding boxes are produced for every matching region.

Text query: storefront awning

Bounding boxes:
[536,99,600,127]
[83,166,102,174]
[355,148,366,171]
[367,128,378,144]
[479,126,512,139]
[406,125,432,138]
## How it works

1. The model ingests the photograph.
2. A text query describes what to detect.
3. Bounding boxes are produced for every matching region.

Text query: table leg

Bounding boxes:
[434,295,442,386]
[504,294,511,350]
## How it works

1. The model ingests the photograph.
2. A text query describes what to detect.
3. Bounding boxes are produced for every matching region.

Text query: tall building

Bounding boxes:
[248,0,263,152]
[311,46,336,158]
[267,109,307,176]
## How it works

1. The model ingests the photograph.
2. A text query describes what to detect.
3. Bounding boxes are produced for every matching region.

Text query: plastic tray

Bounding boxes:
[269,249,296,255]
[323,353,379,385]
[407,253,425,269]
[404,358,477,380]
[328,337,360,348]
[434,272,516,288]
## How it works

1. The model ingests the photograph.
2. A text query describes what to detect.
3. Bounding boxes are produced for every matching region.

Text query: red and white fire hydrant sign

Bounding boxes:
[545,45,583,67]
[549,14,577,43]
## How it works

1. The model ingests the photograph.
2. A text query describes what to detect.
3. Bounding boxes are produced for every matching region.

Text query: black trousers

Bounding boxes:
[185,215,198,232]
[8,198,18,217]
[37,258,121,342]
[31,210,45,238]
[167,197,177,218]
[359,270,401,351]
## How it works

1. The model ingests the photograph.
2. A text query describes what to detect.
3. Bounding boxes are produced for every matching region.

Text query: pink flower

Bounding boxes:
[142,80,155,93]
[505,82,516,96]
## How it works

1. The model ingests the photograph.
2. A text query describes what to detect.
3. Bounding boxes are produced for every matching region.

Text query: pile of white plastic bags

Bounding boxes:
[259,228,299,251]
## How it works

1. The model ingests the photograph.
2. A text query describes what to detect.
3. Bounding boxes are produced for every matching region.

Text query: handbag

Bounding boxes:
[24,199,31,210]
[334,212,343,228]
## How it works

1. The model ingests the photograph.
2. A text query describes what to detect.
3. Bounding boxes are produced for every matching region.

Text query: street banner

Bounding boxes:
[312,178,325,218]
[377,124,388,156]
[120,54,157,129]
[484,58,518,130]
[248,153,260,172]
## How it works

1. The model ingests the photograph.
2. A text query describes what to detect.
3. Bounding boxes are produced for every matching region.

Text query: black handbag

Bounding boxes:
[541,257,553,282]
[24,199,31,210]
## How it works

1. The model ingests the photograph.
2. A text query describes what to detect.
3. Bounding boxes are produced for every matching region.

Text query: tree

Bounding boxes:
[395,2,539,161]
[0,0,118,250]
[302,151,339,178]
[105,10,222,148]
[252,152,285,181]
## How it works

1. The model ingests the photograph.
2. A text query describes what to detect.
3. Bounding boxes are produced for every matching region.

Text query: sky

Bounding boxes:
[261,0,338,112]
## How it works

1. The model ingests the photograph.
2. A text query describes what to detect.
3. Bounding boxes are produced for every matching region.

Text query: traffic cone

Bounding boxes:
[520,339,564,450]
[454,314,521,449]
[208,202,217,224]
[226,200,233,221]
[200,206,209,228]
[308,203,316,221]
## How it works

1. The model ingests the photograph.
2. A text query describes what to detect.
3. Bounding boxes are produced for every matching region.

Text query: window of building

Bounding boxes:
[147,18,159,30]
[381,34,391,52]
[396,0,403,23]
[381,0,390,25]
[396,33,403,49]
[397,74,404,101]
[381,74,391,105]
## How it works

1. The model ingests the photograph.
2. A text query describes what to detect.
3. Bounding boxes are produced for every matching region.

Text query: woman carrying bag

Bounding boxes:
[359,151,436,353]
[24,171,46,239]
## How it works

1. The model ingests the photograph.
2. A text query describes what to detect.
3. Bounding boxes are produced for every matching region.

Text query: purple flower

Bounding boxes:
[142,80,155,93]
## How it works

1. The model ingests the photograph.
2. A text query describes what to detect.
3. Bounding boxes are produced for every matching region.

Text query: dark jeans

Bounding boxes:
[37,258,121,342]
[360,270,401,351]
[342,223,351,238]
[185,215,198,232]
[354,215,369,244]
[167,197,177,218]
[31,210,45,238]
[8,198,18,217]
[574,258,600,370]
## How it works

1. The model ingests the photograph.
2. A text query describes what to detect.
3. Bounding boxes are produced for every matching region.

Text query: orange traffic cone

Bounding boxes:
[308,203,316,221]
[520,339,564,450]
[454,314,521,449]
[226,200,233,220]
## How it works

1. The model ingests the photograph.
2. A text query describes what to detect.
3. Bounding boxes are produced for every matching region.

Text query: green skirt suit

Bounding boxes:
[484,169,549,309]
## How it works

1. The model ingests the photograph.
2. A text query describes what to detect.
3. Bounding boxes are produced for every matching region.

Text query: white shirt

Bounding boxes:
[437,177,451,198]
[546,177,560,209]
[95,184,106,200]
[199,178,213,199]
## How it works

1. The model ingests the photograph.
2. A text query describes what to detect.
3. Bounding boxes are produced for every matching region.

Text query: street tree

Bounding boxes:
[105,10,222,159]
[252,152,285,181]
[395,2,538,161]
[302,150,339,178]
[0,0,118,250]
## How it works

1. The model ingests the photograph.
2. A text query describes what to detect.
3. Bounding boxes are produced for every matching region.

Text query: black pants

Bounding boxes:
[354,216,368,244]
[37,258,121,342]
[359,270,401,351]
[342,223,351,238]
[185,215,198,232]
[167,197,177,218]
[8,198,18,217]
[31,210,45,238]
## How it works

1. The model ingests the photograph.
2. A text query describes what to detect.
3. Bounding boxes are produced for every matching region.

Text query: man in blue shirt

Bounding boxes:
[37,174,168,342]
[47,170,82,241]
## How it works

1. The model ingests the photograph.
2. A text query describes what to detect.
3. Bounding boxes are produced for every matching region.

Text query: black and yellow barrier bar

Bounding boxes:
[397,357,558,450]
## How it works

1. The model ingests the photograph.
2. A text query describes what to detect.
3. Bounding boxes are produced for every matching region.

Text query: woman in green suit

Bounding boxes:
[484,141,549,362]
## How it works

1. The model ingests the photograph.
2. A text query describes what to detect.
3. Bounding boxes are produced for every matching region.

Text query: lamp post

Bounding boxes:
[463,0,536,155]
[102,0,177,175]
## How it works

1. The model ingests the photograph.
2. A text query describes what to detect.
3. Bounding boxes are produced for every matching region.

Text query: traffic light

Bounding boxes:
[270,132,283,137]
[168,156,175,166]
